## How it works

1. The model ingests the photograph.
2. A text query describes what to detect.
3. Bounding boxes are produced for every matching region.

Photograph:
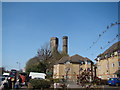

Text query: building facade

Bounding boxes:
[96,41,120,80]
[53,54,94,81]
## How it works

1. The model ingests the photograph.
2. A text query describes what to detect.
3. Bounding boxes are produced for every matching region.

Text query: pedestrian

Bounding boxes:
[14,79,20,89]
[8,77,12,89]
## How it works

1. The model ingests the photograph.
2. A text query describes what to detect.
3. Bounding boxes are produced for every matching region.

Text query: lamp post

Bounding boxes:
[16,62,20,71]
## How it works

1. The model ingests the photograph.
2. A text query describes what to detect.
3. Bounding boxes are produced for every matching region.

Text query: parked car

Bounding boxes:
[34,77,44,80]
[108,78,120,86]
[29,72,46,79]
[3,73,9,78]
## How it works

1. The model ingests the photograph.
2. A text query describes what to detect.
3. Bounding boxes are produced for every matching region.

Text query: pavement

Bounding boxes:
[67,82,83,88]
[103,85,120,90]
[66,81,120,89]
[21,85,27,88]
[10,81,120,89]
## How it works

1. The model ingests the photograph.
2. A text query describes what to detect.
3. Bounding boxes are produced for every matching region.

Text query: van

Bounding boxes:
[29,72,46,79]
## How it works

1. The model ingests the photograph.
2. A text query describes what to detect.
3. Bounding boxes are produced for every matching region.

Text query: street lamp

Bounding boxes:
[16,62,20,71]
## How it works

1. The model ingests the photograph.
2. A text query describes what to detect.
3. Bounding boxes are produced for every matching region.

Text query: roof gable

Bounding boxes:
[56,54,92,64]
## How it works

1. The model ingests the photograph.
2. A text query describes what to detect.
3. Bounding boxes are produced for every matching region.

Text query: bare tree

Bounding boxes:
[37,43,51,61]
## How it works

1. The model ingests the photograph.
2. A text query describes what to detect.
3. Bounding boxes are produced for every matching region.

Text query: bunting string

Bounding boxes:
[87,22,119,51]
[90,33,120,56]
[100,33,120,50]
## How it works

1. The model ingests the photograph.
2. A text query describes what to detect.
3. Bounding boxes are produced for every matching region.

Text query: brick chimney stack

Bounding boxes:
[50,37,58,53]
[62,36,68,54]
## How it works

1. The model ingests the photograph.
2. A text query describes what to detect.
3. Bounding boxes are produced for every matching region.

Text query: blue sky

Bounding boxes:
[2,2,119,70]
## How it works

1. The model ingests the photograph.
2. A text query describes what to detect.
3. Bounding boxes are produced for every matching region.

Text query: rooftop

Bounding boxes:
[56,54,92,64]
[95,41,120,61]
[98,41,120,57]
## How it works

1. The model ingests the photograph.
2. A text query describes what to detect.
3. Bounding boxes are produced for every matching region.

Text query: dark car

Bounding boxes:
[108,78,120,86]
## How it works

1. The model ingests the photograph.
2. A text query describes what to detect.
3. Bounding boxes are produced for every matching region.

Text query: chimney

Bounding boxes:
[62,36,68,54]
[50,37,58,53]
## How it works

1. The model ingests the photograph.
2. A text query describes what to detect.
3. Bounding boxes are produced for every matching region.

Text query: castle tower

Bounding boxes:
[62,36,68,54]
[50,37,58,53]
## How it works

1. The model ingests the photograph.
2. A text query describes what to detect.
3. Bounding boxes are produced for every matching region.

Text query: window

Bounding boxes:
[112,63,115,67]
[113,75,116,78]
[118,50,120,55]
[97,57,101,60]
[80,68,83,71]
[111,53,114,57]
[99,76,102,79]
[114,51,118,56]
[87,61,91,65]
[119,61,120,67]
[65,60,70,64]
[87,68,91,71]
